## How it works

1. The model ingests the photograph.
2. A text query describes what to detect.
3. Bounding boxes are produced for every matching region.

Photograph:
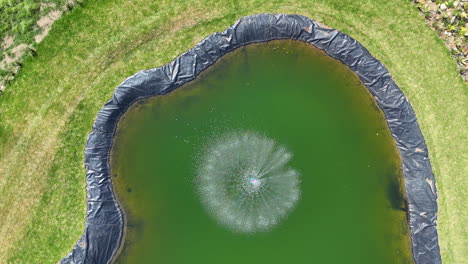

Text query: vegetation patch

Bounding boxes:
[410,0,467,82]
[0,0,85,92]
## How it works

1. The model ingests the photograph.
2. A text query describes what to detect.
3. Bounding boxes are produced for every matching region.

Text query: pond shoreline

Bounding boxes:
[59,14,441,264]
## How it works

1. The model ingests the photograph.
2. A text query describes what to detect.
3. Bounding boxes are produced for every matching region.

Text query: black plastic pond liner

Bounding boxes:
[60,14,441,264]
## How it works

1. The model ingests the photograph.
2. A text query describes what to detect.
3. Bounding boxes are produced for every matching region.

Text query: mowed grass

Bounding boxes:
[0,0,465,263]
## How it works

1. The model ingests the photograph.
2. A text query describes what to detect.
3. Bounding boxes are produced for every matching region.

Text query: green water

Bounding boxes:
[111,40,413,264]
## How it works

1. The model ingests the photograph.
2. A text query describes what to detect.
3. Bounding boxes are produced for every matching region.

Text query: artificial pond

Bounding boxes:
[110,40,414,263]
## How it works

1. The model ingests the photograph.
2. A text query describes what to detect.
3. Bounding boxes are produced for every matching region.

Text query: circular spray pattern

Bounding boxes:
[196,131,301,233]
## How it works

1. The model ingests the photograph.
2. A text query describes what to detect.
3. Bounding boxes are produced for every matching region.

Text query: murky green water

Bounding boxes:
[111,40,413,264]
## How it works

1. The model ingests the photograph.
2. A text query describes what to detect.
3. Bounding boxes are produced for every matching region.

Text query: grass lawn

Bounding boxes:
[0,0,84,90]
[0,0,465,263]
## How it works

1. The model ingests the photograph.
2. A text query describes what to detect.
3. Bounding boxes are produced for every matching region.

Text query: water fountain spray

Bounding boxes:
[196,131,301,233]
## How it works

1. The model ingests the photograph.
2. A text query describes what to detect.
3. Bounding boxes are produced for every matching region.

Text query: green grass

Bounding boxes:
[1,0,45,44]
[0,0,465,263]
[0,0,84,90]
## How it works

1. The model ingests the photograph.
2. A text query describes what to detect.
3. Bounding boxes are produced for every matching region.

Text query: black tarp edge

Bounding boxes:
[60,14,441,264]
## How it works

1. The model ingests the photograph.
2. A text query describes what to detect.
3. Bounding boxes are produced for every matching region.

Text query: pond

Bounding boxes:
[111,40,413,264]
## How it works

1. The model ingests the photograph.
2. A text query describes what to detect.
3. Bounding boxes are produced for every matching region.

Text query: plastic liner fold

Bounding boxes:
[60,14,441,264]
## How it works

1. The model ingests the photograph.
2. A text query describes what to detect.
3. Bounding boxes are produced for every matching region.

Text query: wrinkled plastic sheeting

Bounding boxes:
[60,14,441,264]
